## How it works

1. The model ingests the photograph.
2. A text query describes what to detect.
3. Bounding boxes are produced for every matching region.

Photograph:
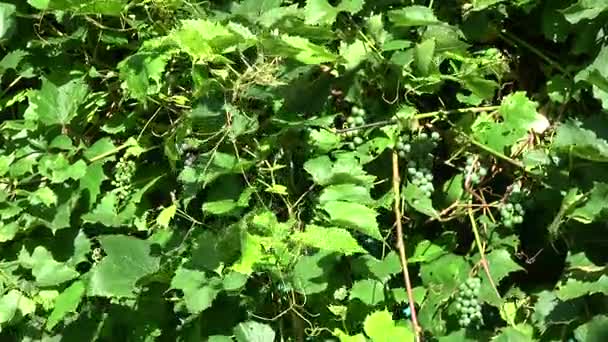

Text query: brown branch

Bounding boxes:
[392,151,422,341]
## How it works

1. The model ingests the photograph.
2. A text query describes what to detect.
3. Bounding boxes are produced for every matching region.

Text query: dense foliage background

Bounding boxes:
[1,0,607,341]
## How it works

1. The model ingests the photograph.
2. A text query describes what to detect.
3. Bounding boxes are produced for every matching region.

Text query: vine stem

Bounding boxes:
[467,206,501,299]
[392,151,422,341]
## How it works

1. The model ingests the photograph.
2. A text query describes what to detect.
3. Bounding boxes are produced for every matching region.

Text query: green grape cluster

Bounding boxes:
[464,155,488,185]
[111,156,136,201]
[396,132,440,197]
[342,106,366,148]
[454,277,483,328]
[498,184,525,228]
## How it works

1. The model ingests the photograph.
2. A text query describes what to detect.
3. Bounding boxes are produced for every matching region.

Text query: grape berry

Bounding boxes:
[464,155,488,186]
[342,106,366,149]
[498,184,525,228]
[111,156,136,201]
[396,131,440,197]
[455,277,483,328]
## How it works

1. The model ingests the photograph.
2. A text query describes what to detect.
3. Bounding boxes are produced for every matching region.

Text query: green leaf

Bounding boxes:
[493,326,535,341]
[304,0,364,25]
[575,46,608,109]
[88,235,160,298]
[0,3,16,41]
[170,267,222,314]
[333,330,367,342]
[340,39,369,70]
[574,315,608,342]
[319,184,374,205]
[232,232,264,276]
[292,225,366,255]
[403,183,439,218]
[18,246,79,287]
[0,154,14,177]
[388,6,439,27]
[28,186,57,207]
[23,77,89,126]
[234,321,275,342]
[79,162,107,209]
[292,250,339,295]
[553,119,608,162]
[352,252,402,283]
[84,137,116,162]
[118,49,172,100]
[363,310,415,342]
[156,204,177,228]
[0,290,35,326]
[569,182,608,223]
[415,39,436,76]
[349,279,385,306]
[46,280,85,329]
[478,249,524,307]
[27,0,128,15]
[321,201,381,240]
[304,154,375,186]
[556,252,608,300]
[82,192,122,227]
[278,35,337,64]
[420,253,468,294]
[561,0,608,23]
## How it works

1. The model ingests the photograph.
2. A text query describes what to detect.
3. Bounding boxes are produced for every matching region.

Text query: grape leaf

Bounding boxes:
[569,182,608,223]
[574,315,608,342]
[478,249,524,307]
[88,235,160,298]
[349,279,385,306]
[79,162,107,209]
[304,0,364,25]
[46,280,85,329]
[553,119,608,162]
[388,6,439,27]
[403,183,439,218]
[118,49,172,101]
[319,184,374,205]
[333,330,367,342]
[277,35,337,64]
[234,321,275,342]
[304,154,375,186]
[363,310,414,341]
[23,77,89,126]
[291,225,366,255]
[561,0,608,23]
[0,290,35,326]
[352,252,402,283]
[27,0,128,15]
[170,267,222,314]
[575,46,608,109]
[0,3,16,41]
[321,201,381,240]
[18,246,79,287]
[292,250,339,295]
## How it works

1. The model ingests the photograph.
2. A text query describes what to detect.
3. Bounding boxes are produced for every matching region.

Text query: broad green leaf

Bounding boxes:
[118,49,172,100]
[23,77,89,126]
[0,154,14,177]
[38,155,87,183]
[304,0,364,25]
[388,6,439,27]
[420,253,468,293]
[556,252,608,300]
[170,267,222,314]
[82,192,122,227]
[321,201,381,240]
[88,235,160,298]
[84,137,116,162]
[304,154,375,186]
[574,315,608,342]
[319,184,374,205]
[292,225,366,255]
[232,232,264,275]
[278,35,337,64]
[292,250,337,295]
[478,249,524,307]
[333,330,367,342]
[79,162,107,209]
[340,39,368,70]
[569,182,608,223]
[156,204,177,228]
[0,290,35,326]
[234,321,275,342]
[363,310,415,342]
[18,246,79,287]
[553,119,608,162]
[46,280,85,329]
[27,0,128,15]
[575,46,608,109]
[352,252,402,283]
[493,326,535,341]
[561,0,608,23]
[415,39,436,76]
[349,279,385,306]
[409,239,446,263]
[29,187,57,207]
[0,3,16,41]
[403,183,439,218]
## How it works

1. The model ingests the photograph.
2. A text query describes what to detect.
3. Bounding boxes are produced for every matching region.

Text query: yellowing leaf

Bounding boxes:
[156,204,177,228]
